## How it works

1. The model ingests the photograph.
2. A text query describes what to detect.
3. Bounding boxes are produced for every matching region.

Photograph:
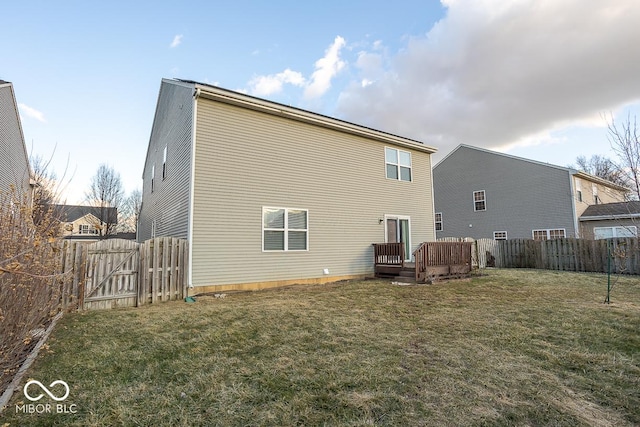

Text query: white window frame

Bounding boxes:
[151,219,157,238]
[79,224,98,235]
[473,190,486,212]
[151,164,155,193]
[435,212,443,232]
[532,228,566,240]
[262,207,309,252]
[593,226,638,240]
[162,146,168,180]
[493,231,507,240]
[385,147,412,182]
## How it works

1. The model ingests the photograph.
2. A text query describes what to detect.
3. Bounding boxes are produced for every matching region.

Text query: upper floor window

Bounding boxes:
[263,207,308,251]
[151,164,155,193]
[162,146,168,180]
[532,229,566,240]
[385,147,412,182]
[435,212,443,231]
[473,190,486,211]
[577,190,583,202]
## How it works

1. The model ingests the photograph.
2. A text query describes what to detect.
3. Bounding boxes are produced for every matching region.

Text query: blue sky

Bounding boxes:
[3,0,640,203]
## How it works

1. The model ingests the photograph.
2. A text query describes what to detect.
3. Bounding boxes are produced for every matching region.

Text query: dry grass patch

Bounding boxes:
[2,269,639,426]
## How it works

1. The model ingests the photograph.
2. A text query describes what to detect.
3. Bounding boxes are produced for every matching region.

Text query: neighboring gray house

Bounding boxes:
[433,144,629,240]
[139,78,437,292]
[579,201,640,239]
[0,80,31,198]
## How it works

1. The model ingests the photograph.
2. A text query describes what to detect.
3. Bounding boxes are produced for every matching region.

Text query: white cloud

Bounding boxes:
[170,34,183,48]
[337,0,640,159]
[248,69,306,96]
[304,36,347,99]
[18,103,46,123]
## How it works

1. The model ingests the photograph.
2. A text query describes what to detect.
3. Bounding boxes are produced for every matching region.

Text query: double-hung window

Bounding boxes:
[385,147,412,182]
[263,207,308,251]
[435,212,443,231]
[473,190,486,211]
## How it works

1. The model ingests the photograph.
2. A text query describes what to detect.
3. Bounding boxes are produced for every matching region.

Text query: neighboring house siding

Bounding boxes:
[190,97,434,287]
[138,80,193,241]
[580,218,638,240]
[434,146,576,239]
[0,83,30,197]
[573,176,627,219]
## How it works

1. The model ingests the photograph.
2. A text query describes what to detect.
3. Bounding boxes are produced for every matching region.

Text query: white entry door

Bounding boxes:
[385,215,411,261]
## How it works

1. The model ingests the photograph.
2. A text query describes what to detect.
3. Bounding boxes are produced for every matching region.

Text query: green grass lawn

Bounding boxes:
[2,269,639,426]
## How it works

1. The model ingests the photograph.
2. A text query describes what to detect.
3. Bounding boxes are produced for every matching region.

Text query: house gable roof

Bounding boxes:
[579,201,640,221]
[170,78,437,155]
[51,204,118,224]
[436,144,629,192]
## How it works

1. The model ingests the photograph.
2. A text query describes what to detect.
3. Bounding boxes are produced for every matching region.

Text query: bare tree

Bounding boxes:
[573,154,627,188]
[85,164,124,239]
[607,113,640,200]
[118,189,142,233]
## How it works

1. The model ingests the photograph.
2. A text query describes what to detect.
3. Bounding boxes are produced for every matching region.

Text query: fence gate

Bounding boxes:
[83,239,140,310]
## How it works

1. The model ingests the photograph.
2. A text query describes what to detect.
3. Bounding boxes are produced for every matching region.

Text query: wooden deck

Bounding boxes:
[373,242,473,283]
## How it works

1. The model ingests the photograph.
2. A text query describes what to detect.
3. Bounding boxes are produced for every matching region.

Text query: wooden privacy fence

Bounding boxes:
[58,237,188,310]
[495,238,640,274]
[440,237,640,274]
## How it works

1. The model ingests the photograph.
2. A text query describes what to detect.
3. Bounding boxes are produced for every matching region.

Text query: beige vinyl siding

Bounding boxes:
[0,83,31,197]
[191,98,434,287]
[138,80,193,241]
[572,176,628,220]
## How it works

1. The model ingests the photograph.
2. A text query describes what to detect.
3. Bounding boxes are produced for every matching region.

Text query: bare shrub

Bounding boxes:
[0,186,64,394]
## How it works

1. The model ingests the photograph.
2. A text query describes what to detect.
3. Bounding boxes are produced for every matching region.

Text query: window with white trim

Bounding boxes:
[493,231,507,240]
[435,212,443,232]
[263,207,308,251]
[532,229,566,240]
[473,190,486,211]
[385,147,412,182]
[162,146,168,180]
[151,164,155,193]
[151,219,156,238]
[79,224,98,235]
[594,226,637,240]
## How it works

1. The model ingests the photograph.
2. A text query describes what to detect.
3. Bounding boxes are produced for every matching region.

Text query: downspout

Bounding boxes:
[568,171,579,238]
[187,87,201,290]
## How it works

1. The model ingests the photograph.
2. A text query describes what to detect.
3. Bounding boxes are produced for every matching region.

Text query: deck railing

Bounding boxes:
[372,242,405,267]
[414,241,473,282]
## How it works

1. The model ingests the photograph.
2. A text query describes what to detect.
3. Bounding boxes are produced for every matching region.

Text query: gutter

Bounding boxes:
[579,213,640,221]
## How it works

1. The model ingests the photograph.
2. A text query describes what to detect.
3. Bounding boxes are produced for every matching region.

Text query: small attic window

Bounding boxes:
[151,164,155,193]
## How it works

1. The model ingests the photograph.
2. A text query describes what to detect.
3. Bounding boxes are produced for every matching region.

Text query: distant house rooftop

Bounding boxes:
[51,204,118,224]
[580,201,640,221]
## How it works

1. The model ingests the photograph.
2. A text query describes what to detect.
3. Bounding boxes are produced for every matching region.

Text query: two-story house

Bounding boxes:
[433,144,629,240]
[139,78,438,292]
[0,80,31,199]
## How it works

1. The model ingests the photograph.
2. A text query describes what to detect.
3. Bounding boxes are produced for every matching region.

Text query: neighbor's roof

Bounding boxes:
[436,144,630,192]
[173,78,438,155]
[580,201,640,221]
[51,204,118,224]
